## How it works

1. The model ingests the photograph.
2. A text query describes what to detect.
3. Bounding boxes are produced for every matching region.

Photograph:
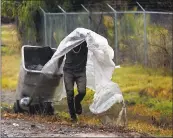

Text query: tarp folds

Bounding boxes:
[42,28,124,114]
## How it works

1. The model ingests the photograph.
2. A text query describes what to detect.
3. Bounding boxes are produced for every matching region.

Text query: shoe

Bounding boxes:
[75,99,82,115]
[70,117,78,123]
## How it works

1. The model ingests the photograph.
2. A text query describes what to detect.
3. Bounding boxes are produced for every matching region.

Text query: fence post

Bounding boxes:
[107,4,118,64]
[49,17,52,47]
[137,2,148,66]
[64,13,67,35]
[40,7,47,46]
[58,5,67,35]
[115,13,118,64]
[144,12,148,66]
[81,4,90,29]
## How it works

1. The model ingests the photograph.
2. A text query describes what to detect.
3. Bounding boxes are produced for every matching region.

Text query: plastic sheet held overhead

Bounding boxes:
[42,28,124,114]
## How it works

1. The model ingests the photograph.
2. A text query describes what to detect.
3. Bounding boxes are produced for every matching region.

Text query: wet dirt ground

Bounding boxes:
[1,91,150,137]
[2,118,140,137]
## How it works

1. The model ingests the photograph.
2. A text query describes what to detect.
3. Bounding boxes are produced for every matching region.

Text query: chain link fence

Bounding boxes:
[39,4,172,68]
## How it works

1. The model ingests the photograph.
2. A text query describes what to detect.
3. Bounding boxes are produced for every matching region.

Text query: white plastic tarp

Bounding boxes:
[41,28,124,114]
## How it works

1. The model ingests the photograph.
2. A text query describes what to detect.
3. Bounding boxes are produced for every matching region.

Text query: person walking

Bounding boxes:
[63,41,88,122]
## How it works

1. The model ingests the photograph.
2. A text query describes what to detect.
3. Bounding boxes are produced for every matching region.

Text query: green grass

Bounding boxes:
[128,120,172,136]
[124,92,172,115]
[2,54,21,90]
[1,24,21,52]
[1,24,21,90]
[112,65,172,99]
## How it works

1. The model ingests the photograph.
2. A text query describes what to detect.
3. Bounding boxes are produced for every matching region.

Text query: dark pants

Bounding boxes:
[64,69,86,118]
